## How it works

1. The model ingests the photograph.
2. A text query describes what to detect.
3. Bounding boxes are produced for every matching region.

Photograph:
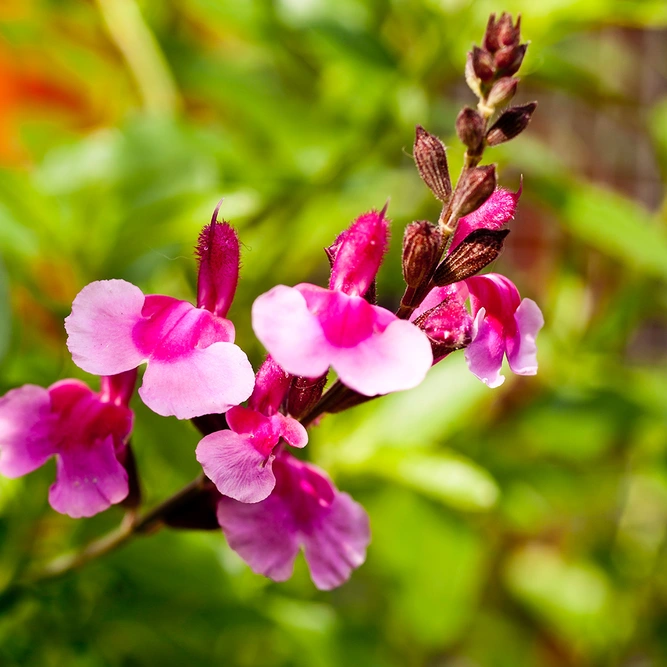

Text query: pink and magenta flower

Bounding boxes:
[65,217,255,419]
[217,452,370,590]
[0,371,136,518]
[252,209,433,396]
[196,357,308,503]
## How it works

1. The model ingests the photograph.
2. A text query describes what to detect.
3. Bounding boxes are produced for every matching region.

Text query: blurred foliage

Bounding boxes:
[1,0,667,665]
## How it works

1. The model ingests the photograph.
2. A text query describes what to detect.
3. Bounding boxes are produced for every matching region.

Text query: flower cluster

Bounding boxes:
[0,13,543,590]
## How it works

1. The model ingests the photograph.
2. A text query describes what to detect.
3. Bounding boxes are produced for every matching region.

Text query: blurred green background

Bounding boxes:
[1,0,667,665]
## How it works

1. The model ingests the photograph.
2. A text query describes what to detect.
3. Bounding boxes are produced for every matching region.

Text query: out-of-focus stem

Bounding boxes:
[95,0,180,116]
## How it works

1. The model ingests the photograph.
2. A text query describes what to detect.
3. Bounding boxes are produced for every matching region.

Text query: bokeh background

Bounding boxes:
[1,0,667,665]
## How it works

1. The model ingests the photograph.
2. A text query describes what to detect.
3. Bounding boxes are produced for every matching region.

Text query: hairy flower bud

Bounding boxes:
[487,77,518,108]
[494,43,527,77]
[414,126,452,203]
[465,52,482,98]
[402,221,443,288]
[498,13,522,48]
[449,165,497,221]
[471,46,495,82]
[456,107,485,155]
[434,228,509,286]
[486,102,537,146]
[287,373,328,419]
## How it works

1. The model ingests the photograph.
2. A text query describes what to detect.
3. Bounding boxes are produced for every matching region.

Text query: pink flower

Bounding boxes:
[196,357,307,503]
[450,185,520,251]
[252,210,433,396]
[0,371,136,518]
[217,452,370,590]
[65,217,255,419]
[465,273,543,387]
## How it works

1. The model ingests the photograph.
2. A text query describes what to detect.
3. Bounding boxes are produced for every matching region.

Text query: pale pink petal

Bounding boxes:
[272,413,308,449]
[464,308,506,388]
[65,280,146,375]
[252,285,331,378]
[304,492,370,590]
[450,187,520,251]
[49,435,129,518]
[196,430,276,503]
[0,385,55,478]
[332,317,433,395]
[139,342,254,419]
[217,494,300,582]
[507,298,544,375]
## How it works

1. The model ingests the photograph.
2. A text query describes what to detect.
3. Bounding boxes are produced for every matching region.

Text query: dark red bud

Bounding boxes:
[434,229,510,286]
[498,13,521,47]
[471,46,495,82]
[456,107,485,155]
[482,13,500,53]
[494,43,527,77]
[486,102,537,146]
[402,221,442,288]
[287,373,328,420]
[414,125,452,203]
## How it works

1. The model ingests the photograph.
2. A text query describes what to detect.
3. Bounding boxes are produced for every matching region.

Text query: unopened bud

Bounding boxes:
[494,43,527,77]
[487,77,518,108]
[402,221,442,288]
[434,228,509,286]
[287,374,328,420]
[414,125,452,203]
[456,107,485,154]
[486,102,537,146]
[497,13,521,48]
[449,165,497,221]
[482,13,500,53]
[471,46,495,82]
[465,52,482,97]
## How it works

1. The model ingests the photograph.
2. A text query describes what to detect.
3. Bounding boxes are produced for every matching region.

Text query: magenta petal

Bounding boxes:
[507,298,544,375]
[139,342,254,419]
[196,430,276,503]
[304,492,370,590]
[217,494,300,582]
[0,385,55,478]
[272,413,308,449]
[252,285,331,378]
[450,187,519,251]
[248,356,291,416]
[49,435,129,518]
[332,317,433,395]
[464,308,506,388]
[65,280,146,375]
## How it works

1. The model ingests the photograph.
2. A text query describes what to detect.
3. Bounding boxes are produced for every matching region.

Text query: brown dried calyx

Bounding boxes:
[402,221,443,288]
[414,125,452,203]
[447,165,497,224]
[486,102,537,146]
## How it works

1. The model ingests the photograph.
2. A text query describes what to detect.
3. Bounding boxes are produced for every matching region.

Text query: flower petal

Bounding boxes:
[196,430,276,503]
[65,279,146,375]
[304,491,370,590]
[49,435,129,518]
[0,385,55,478]
[252,285,331,378]
[464,308,506,387]
[139,342,255,419]
[217,494,300,582]
[507,298,544,375]
[332,317,433,395]
[272,413,308,449]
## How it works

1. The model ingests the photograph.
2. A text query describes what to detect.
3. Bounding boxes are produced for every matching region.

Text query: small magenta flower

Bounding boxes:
[217,452,370,590]
[0,371,136,518]
[196,357,307,503]
[252,209,433,396]
[465,273,543,387]
[65,211,255,419]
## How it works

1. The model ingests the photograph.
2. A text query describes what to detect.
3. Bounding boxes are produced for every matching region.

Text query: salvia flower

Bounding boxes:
[65,215,255,420]
[0,371,136,518]
[217,451,370,590]
[196,357,308,503]
[252,209,433,396]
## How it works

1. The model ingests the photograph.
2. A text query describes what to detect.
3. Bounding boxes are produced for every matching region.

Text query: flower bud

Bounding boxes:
[456,107,485,154]
[465,52,482,98]
[414,125,452,203]
[498,13,522,48]
[287,373,328,419]
[434,228,509,286]
[482,13,500,53]
[486,102,537,146]
[471,46,495,82]
[449,165,497,221]
[487,77,518,108]
[402,221,442,288]
[494,43,527,77]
